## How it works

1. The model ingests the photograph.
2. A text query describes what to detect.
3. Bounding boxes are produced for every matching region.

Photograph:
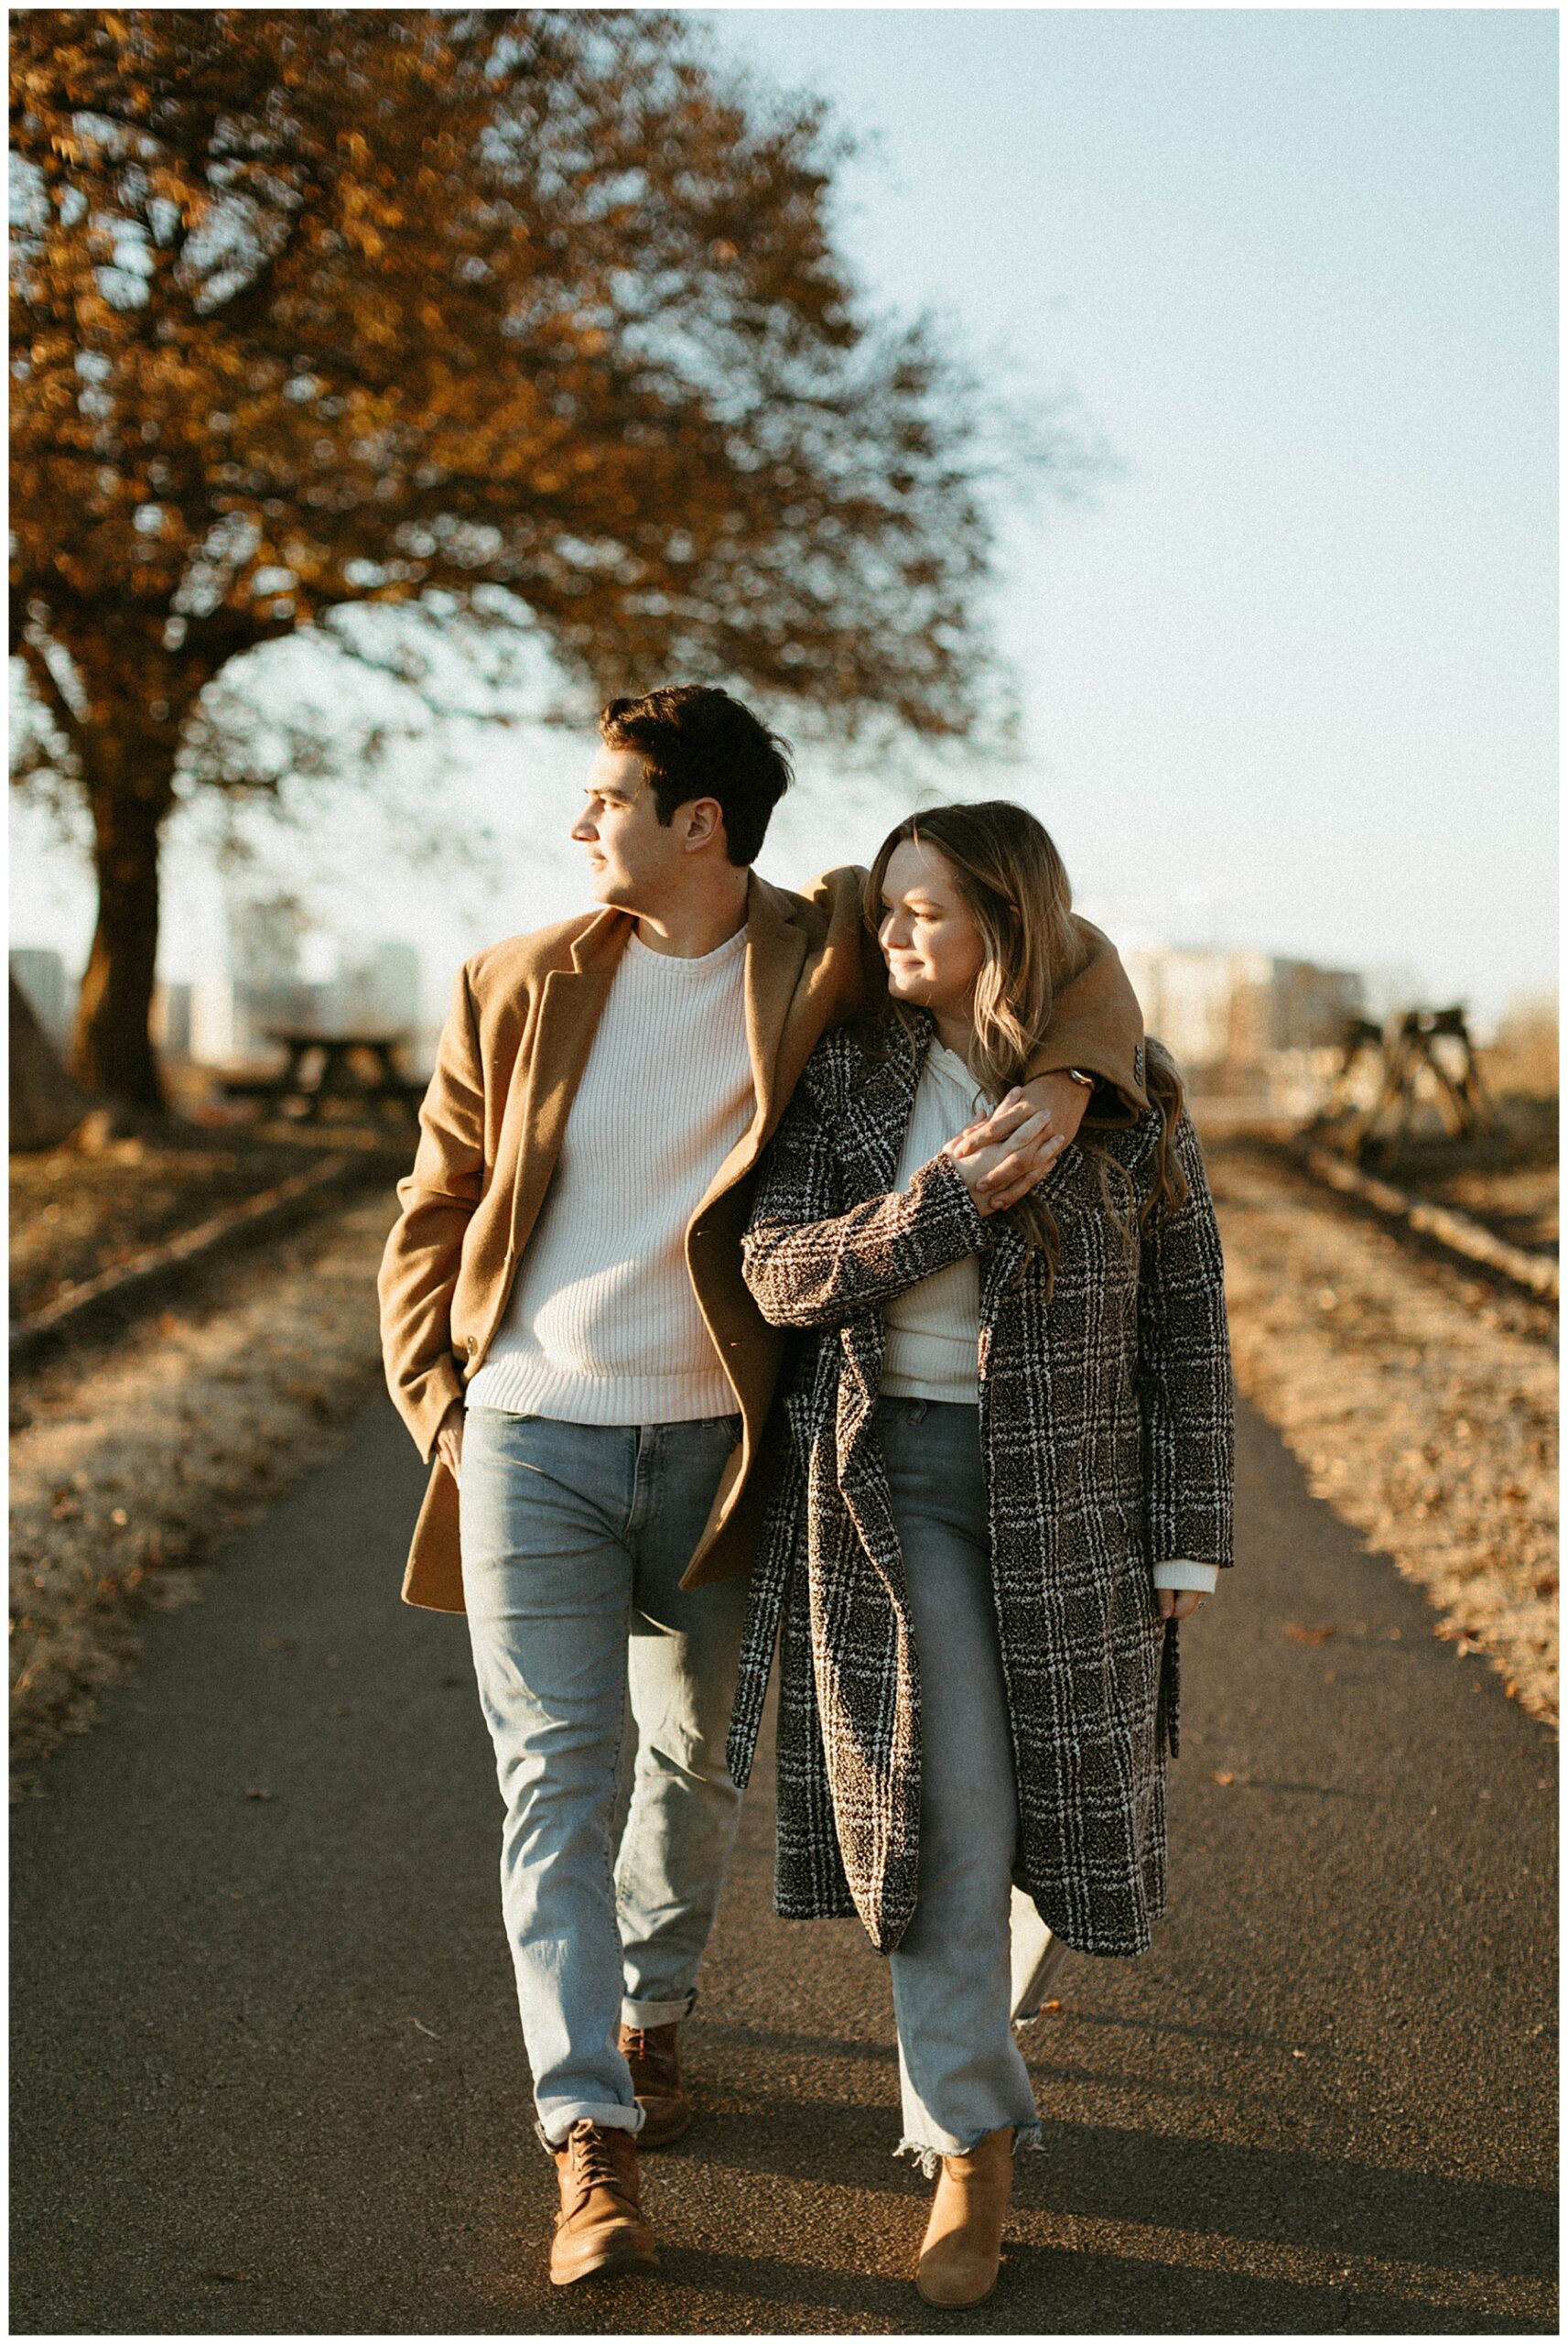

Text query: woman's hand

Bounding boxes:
[948,1091,1067,1217]
[1157,1587,1207,1621]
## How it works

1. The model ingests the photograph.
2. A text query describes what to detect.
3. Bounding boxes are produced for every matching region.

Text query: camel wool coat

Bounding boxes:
[726,1011,1234,1959]
[378,871,1149,1612]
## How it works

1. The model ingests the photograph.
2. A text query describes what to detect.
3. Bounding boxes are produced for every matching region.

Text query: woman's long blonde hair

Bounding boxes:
[864,800,1188,1281]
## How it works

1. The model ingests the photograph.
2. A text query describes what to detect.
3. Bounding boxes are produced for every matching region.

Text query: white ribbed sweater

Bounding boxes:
[466,925,752,1426]
[882,1041,989,1405]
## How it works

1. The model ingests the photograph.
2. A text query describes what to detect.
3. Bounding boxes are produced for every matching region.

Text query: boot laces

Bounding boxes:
[568,2122,623,2190]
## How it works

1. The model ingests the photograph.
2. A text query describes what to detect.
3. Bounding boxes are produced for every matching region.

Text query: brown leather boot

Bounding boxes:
[618,2020,692,2146]
[914,2126,1015,2308]
[548,2120,659,2286]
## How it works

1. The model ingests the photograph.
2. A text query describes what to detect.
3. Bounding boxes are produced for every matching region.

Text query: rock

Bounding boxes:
[9,977,94,1153]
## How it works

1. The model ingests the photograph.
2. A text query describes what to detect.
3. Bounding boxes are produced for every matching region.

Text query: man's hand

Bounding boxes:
[1157,1588,1208,1621]
[951,1069,1092,1215]
[436,1401,465,1487]
[986,1069,1095,1210]
[948,1094,1067,1217]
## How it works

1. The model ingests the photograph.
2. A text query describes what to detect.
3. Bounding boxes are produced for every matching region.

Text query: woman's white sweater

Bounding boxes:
[881,1042,989,1405]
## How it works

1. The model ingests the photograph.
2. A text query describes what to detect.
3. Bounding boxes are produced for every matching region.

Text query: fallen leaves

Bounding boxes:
[1285,1622,1336,1644]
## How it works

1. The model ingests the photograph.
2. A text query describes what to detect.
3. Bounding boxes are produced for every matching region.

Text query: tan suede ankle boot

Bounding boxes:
[914,2125,1015,2308]
[548,2121,659,2286]
[618,2020,691,2146]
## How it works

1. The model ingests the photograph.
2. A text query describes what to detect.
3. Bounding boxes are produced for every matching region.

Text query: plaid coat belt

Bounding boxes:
[726,1011,1235,1959]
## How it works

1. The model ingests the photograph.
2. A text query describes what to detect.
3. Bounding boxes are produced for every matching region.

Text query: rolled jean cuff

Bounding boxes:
[535,2102,643,2155]
[622,1989,697,2029]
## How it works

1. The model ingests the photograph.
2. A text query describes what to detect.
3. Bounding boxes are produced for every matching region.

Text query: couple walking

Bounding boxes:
[378,684,1234,2304]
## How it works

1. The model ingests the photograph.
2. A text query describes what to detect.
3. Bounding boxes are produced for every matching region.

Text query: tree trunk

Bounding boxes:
[70,771,173,1108]
[54,619,209,1112]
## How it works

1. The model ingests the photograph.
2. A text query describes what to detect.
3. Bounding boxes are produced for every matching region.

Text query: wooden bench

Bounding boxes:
[219,1033,425,1124]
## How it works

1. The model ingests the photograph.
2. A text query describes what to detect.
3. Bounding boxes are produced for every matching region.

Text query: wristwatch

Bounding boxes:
[1065,1068,1097,1090]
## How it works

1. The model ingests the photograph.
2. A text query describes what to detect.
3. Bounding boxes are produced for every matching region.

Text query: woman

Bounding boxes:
[726,802,1233,2308]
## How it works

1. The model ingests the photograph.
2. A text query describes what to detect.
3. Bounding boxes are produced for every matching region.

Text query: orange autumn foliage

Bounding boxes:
[13,11,1039,1103]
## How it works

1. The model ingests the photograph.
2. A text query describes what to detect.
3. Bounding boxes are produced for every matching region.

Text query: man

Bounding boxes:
[378,684,1146,2285]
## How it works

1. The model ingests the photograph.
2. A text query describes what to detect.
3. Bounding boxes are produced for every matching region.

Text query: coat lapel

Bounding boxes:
[741,873,810,1145]
[819,1016,931,1951]
[504,908,628,1257]
[835,1015,929,1454]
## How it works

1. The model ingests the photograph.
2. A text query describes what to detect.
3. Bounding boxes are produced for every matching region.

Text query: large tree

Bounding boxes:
[12,9,1042,1106]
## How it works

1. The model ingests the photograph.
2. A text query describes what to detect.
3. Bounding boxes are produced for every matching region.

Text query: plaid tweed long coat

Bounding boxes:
[725,1010,1234,1959]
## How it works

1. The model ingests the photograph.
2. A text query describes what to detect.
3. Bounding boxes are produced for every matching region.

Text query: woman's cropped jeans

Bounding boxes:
[459,1405,748,2150]
[876,1395,1042,2165]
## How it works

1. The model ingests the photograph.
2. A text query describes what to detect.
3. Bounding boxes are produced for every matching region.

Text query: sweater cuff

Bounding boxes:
[1152,1559,1219,1593]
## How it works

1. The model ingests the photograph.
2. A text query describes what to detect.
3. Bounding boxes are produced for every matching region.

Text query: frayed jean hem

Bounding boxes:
[893,2121,1043,2180]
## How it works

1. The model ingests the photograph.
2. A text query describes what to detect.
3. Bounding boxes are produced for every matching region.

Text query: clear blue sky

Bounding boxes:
[708,6,1559,1019]
[11,7,1558,1032]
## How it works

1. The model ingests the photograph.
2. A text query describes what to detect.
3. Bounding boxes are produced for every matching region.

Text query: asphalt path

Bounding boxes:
[12,1394,1556,2335]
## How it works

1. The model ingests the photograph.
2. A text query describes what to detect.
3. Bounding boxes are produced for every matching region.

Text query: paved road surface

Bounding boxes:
[12,1395,1556,2334]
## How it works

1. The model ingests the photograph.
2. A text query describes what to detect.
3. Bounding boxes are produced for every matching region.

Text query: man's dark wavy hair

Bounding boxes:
[599,684,793,867]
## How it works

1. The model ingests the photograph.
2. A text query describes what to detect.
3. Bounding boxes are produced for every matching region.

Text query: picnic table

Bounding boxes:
[219,1030,426,1126]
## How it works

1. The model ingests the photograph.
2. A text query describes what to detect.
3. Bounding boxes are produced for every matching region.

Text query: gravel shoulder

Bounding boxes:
[1204,1139,1557,1730]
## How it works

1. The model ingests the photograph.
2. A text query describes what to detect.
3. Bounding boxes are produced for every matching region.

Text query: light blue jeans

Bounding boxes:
[877,1396,1042,2167]
[459,1405,749,2148]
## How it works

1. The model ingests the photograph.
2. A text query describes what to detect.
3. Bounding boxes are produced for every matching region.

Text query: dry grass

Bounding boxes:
[10,1190,398,1785]
[1384,1095,1558,1256]
[1207,1141,1557,1731]
[9,1127,351,1323]
[1481,999,1558,1101]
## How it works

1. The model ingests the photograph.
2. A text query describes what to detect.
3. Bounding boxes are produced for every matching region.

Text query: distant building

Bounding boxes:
[319,939,421,1035]
[151,981,193,1058]
[1264,959,1366,1053]
[10,947,74,1048]
[1123,947,1364,1104]
[221,895,317,1057]
[187,907,424,1067]
[190,973,240,1064]
[229,895,307,988]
